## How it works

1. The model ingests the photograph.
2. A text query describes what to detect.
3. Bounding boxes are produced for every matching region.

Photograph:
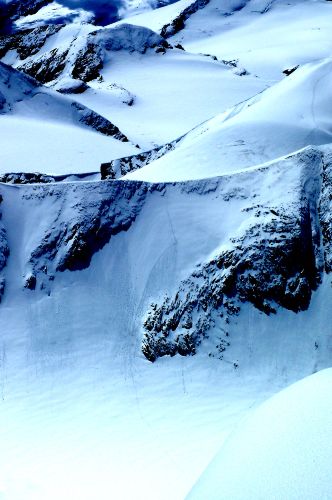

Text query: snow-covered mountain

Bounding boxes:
[1,1,332,499]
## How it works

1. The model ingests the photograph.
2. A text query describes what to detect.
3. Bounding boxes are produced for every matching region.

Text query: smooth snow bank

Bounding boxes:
[188,368,332,499]
[0,62,137,174]
[125,58,332,182]
[0,116,136,174]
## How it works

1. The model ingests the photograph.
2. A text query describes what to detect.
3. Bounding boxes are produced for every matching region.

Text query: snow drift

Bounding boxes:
[188,368,332,499]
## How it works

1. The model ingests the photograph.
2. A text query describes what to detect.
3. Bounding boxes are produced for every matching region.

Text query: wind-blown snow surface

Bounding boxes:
[188,368,332,500]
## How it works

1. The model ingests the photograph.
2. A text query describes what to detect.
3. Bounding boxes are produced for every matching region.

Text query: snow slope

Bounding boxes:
[114,0,332,81]
[124,57,332,182]
[188,368,332,499]
[170,0,332,80]
[1,20,267,148]
[0,144,331,498]
[0,62,137,174]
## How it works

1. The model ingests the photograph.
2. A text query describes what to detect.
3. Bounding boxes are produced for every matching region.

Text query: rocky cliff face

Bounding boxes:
[21,180,157,290]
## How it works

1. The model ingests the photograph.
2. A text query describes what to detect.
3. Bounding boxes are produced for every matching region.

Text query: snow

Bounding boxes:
[171,0,332,80]
[114,0,194,32]
[124,57,332,182]
[0,115,136,174]
[0,1,332,499]
[74,49,266,148]
[0,62,137,174]
[0,178,283,500]
[15,2,94,30]
[188,368,332,499]
[0,150,331,498]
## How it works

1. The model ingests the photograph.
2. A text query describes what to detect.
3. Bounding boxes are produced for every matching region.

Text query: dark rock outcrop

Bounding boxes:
[0,25,63,60]
[160,0,210,38]
[71,102,129,141]
[71,42,103,83]
[72,24,172,83]
[18,47,69,84]
[101,140,179,179]
[0,172,55,184]
[0,194,9,302]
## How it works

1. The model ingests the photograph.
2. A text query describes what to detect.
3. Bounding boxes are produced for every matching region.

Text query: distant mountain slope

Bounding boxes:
[171,0,332,80]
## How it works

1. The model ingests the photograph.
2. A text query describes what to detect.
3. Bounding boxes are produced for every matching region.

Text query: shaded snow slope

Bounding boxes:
[124,58,332,181]
[188,368,332,500]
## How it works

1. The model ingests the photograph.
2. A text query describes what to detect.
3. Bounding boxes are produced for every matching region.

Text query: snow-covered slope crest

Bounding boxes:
[0,61,128,140]
[188,368,332,499]
[124,57,332,182]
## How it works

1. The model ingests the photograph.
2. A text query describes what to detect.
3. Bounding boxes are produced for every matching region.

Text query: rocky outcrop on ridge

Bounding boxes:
[101,139,179,179]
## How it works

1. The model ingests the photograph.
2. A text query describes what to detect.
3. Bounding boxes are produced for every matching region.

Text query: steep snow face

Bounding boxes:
[124,58,332,182]
[0,144,332,365]
[188,368,332,500]
[1,146,332,499]
[141,146,325,360]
